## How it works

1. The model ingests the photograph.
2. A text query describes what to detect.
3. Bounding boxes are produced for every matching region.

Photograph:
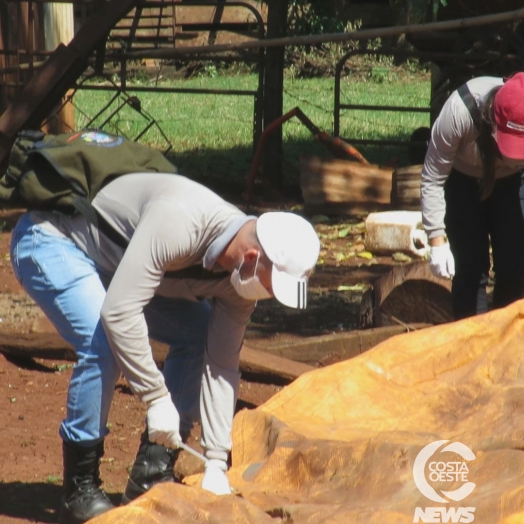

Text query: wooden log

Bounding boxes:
[359,261,452,328]
[300,155,393,215]
[245,323,431,367]
[390,164,423,211]
[0,330,315,382]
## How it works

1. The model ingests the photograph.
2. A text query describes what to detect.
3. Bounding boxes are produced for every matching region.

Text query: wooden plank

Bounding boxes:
[0,323,440,382]
[246,323,431,366]
[0,330,315,382]
[240,345,315,381]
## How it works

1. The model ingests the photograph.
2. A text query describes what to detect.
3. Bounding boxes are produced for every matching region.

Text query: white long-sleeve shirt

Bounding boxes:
[421,76,524,239]
[31,173,256,461]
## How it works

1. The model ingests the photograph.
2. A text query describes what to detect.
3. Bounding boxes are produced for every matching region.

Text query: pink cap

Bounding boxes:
[494,72,524,159]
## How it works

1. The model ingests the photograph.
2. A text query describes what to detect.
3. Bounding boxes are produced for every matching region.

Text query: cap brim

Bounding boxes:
[271,266,308,309]
[496,127,524,159]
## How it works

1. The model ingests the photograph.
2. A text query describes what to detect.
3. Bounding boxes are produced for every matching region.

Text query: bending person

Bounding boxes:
[421,73,524,319]
[10,171,320,523]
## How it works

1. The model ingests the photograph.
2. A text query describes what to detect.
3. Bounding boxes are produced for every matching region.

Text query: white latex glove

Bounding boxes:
[146,394,182,449]
[429,243,455,279]
[201,459,231,495]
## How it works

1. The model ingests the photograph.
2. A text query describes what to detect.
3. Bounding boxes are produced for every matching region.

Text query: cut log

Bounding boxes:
[240,345,315,381]
[300,155,393,215]
[359,261,453,328]
[390,164,423,211]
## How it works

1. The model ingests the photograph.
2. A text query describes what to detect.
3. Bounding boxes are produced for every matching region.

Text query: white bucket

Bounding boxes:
[364,211,429,257]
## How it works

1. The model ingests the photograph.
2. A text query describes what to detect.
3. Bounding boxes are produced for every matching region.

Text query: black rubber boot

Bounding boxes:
[58,440,115,524]
[121,429,180,505]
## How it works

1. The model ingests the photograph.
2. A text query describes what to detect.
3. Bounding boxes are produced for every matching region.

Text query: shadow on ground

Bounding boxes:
[0,482,62,522]
[0,482,124,523]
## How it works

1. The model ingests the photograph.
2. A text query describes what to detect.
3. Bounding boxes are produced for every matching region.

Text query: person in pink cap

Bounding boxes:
[421,72,524,319]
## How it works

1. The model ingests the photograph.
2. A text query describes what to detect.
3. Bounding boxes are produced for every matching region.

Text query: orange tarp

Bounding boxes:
[91,299,524,523]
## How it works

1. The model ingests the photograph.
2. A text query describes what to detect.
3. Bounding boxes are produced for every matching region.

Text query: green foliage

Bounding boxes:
[45,475,62,484]
[285,20,391,79]
[390,0,448,23]
[287,0,345,37]
[287,0,448,35]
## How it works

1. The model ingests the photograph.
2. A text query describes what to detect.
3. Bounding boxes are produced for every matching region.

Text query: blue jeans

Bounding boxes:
[10,213,209,446]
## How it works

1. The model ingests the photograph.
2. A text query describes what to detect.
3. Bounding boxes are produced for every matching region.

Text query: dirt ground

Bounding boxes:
[0,205,403,524]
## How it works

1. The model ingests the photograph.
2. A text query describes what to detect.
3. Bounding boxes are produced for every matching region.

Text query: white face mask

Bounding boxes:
[230,254,271,301]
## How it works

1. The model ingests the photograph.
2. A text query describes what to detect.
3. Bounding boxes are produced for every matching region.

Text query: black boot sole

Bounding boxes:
[58,506,113,524]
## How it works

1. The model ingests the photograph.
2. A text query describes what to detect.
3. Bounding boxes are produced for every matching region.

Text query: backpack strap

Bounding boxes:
[74,195,226,281]
[164,267,229,280]
[457,83,482,130]
[72,196,130,250]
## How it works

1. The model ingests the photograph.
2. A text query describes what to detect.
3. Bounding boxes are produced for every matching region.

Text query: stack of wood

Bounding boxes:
[300,156,423,214]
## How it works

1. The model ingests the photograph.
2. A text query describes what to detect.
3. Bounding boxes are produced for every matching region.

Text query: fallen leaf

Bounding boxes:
[392,252,412,262]
[311,214,330,224]
[338,228,350,238]
[338,283,368,292]
[357,251,374,260]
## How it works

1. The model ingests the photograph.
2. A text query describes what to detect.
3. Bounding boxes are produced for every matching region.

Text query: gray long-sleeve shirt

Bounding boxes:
[421,76,524,239]
[31,173,256,461]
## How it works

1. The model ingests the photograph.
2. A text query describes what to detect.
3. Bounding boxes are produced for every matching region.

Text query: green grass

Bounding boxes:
[72,71,431,186]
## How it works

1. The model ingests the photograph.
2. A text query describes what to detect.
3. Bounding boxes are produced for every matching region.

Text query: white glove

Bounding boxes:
[201,459,231,495]
[429,243,455,279]
[146,394,182,449]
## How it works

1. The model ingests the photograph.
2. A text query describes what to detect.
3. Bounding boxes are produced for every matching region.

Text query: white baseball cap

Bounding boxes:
[256,212,320,309]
